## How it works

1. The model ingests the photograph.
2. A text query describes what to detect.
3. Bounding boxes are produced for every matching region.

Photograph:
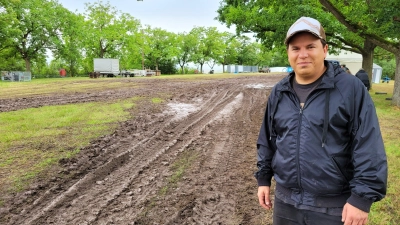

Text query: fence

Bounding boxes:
[226,65,258,73]
[1,71,32,82]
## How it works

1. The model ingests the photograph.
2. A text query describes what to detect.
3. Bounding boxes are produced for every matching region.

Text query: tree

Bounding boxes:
[117,14,142,71]
[1,0,69,71]
[142,26,177,71]
[318,0,400,106]
[217,32,240,73]
[217,0,376,85]
[83,1,139,59]
[190,27,224,73]
[236,36,260,66]
[52,11,85,77]
[175,32,197,74]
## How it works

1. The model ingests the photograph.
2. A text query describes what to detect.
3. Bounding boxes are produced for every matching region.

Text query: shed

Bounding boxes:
[372,63,383,84]
[326,50,362,75]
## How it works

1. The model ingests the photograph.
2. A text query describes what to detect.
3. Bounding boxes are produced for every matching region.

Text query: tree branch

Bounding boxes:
[319,0,400,54]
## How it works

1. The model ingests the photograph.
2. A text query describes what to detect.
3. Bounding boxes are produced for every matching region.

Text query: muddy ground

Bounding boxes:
[0,74,285,225]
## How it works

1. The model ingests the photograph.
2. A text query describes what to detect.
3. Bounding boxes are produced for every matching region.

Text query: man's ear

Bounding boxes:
[323,44,329,57]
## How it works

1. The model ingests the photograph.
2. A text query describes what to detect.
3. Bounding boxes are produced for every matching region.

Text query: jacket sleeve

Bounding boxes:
[347,83,388,212]
[255,92,277,187]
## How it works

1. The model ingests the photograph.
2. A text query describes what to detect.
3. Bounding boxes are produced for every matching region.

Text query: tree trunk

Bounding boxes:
[361,39,376,89]
[24,58,31,72]
[200,63,204,74]
[180,65,184,74]
[223,64,225,73]
[70,61,74,77]
[392,55,400,106]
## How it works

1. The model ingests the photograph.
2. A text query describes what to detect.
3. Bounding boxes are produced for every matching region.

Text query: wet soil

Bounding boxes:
[0,74,285,225]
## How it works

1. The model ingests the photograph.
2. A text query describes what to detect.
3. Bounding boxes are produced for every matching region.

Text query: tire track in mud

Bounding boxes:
[3,75,284,225]
[15,84,246,225]
[129,85,271,225]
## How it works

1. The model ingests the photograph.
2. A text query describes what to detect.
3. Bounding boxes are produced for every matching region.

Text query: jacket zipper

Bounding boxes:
[295,87,321,202]
[297,106,304,203]
[296,88,323,202]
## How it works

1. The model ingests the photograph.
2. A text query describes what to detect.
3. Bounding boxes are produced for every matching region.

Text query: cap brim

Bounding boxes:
[285,30,323,45]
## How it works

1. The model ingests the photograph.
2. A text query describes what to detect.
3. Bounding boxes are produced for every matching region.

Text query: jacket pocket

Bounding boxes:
[331,153,352,183]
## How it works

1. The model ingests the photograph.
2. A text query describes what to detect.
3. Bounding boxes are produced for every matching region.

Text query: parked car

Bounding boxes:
[259,67,270,73]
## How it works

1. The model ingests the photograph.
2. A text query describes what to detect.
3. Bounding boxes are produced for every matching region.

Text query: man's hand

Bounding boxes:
[342,203,369,225]
[257,186,272,210]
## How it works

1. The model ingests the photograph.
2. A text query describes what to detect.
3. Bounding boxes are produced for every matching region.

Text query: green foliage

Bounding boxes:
[190,27,226,73]
[375,58,396,80]
[156,59,178,75]
[217,0,367,57]
[142,26,177,70]
[52,11,86,77]
[217,32,240,70]
[0,0,273,75]
[1,0,70,71]
[176,32,199,74]
[184,67,198,74]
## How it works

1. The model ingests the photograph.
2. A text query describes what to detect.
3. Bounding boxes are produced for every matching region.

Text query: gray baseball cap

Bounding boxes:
[285,17,326,45]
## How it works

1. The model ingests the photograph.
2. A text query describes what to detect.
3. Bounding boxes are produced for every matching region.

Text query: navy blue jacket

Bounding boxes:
[355,69,371,90]
[256,61,387,212]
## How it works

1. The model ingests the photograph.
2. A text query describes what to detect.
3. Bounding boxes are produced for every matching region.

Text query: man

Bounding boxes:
[341,64,351,74]
[355,68,371,90]
[255,17,387,225]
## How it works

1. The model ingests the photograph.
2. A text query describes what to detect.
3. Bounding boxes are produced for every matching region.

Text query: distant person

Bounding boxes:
[59,68,66,77]
[341,64,351,74]
[355,68,371,90]
[256,16,387,225]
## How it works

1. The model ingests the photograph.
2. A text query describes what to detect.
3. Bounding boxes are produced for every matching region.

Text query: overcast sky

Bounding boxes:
[57,0,237,34]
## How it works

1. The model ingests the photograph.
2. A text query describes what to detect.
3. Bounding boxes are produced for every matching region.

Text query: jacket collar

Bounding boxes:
[277,60,338,92]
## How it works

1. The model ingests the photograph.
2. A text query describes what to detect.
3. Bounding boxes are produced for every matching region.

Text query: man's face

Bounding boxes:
[287,32,328,81]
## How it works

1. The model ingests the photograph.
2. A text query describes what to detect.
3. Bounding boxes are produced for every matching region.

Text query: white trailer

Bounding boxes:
[93,58,120,77]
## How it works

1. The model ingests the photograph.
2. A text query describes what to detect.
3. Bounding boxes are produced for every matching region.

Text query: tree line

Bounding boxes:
[0,0,291,77]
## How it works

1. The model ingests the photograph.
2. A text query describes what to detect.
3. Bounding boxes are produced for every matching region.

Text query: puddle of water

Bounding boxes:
[245,84,274,89]
[214,93,243,120]
[167,103,199,120]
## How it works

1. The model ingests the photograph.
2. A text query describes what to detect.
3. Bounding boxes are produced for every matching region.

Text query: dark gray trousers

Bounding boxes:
[273,198,344,225]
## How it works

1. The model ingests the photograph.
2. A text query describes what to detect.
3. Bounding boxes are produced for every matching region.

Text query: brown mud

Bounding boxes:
[0,74,284,225]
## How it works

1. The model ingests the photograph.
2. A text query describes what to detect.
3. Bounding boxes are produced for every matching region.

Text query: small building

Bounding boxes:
[372,63,383,84]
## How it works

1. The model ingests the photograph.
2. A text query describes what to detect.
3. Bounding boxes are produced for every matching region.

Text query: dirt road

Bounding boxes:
[1,74,284,224]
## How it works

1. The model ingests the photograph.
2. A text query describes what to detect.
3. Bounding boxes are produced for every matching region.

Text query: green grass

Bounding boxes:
[159,149,198,196]
[368,81,400,225]
[151,97,163,104]
[0,98,138,193]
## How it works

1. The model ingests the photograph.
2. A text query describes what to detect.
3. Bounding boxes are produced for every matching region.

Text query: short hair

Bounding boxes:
[321,39,327,47]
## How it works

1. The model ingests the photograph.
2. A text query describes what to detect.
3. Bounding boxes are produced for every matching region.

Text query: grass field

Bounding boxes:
[0,76,399,224]
[368,81,400,224]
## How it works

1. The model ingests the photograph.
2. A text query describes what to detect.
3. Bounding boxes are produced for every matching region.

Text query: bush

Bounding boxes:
[375,58,396,79]
[184,67,198,74]
[154,59,178,75]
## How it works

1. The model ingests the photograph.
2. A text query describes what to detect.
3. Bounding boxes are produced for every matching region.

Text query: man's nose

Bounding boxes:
[299,49,308,58]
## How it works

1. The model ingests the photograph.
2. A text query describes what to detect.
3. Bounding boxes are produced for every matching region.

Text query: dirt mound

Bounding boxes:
[0,74,284,224]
